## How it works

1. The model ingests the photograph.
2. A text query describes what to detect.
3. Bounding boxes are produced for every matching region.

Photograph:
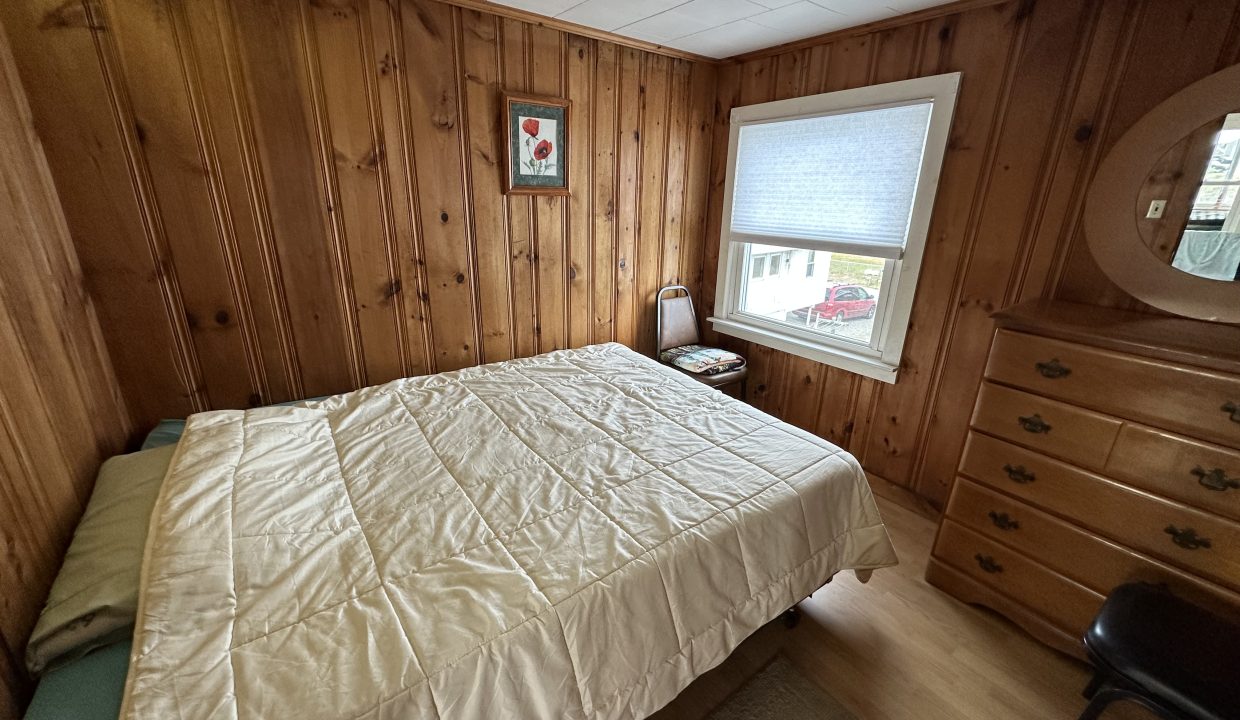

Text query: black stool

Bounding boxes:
[1080,582,1240,720]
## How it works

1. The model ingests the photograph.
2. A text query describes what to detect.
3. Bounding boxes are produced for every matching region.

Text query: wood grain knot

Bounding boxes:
[454,272,465,284]
[41,1,103,30]
[378,53,395,76]
[433,112,455,130]
[214,310,230,326]
[415,6,441,39]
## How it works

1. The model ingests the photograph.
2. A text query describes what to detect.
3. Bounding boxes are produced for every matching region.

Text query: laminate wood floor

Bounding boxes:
[653,496,1153,720]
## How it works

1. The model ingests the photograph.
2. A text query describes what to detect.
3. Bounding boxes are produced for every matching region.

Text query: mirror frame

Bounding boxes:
[1085,63,1240,323]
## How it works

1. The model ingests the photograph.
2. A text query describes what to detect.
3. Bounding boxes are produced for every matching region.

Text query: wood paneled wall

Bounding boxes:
[1,0,716,436]
[5,0,1238,570]
[705,0,1240,510]
[0,18,130,716]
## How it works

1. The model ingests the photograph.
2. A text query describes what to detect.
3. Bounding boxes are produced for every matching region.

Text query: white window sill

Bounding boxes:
[709,316,899,384]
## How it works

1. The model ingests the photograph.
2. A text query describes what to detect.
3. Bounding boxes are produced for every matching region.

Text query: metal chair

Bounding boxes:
[655,285,747,395]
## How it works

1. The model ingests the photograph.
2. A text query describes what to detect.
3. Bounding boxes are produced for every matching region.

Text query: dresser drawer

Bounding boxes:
[945,478,1240,607]
[971,382,1121,470]
[933,519,1102,636]
[960,432,1240,591]
[986,329,1240,448]
[1107,425,1240,522]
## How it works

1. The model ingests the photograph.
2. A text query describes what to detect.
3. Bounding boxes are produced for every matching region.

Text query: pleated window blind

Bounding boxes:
[730,103,932,259]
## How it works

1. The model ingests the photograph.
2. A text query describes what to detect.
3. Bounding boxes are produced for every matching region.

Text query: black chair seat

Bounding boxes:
[1082,583,1240,720]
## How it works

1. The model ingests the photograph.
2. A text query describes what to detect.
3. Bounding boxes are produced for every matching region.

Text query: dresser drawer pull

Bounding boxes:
[1017,414,1052,434]
[1164,525,1212,551]
[1192,466,1239,492]
[1034,358,1071,379]
[1224,401,1240,423]
[974,554,1003,573]
[1002,463,1036,484]
[987,511,1020,531]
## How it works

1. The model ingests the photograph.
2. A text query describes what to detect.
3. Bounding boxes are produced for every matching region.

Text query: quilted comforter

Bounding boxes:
[121,343,897,720]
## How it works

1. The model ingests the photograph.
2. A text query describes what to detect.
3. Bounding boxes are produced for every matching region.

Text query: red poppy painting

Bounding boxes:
[518,116,557,176]
[505,92,570,195]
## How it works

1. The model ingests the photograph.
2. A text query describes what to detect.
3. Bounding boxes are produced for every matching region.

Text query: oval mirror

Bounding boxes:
[1085,63,1240,322]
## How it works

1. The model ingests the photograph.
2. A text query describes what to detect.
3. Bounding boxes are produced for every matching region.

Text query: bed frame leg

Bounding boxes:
[782,607,801,629]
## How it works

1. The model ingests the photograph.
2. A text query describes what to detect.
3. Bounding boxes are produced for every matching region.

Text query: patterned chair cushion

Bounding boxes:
[659,344,746,375]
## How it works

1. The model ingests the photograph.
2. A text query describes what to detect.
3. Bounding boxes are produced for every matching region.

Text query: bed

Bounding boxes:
[29,342,896,720]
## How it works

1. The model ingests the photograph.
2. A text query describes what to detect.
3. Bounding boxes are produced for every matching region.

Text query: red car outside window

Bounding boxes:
[813,285,876,322]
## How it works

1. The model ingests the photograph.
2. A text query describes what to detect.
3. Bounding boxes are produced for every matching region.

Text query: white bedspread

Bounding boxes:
[121,343,896,720]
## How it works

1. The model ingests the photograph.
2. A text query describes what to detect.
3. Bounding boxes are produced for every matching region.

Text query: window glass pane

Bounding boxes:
[1190,184,1238,224]
[1203,117,1240,182]
[731,103,932,251]
[739,244,885,346]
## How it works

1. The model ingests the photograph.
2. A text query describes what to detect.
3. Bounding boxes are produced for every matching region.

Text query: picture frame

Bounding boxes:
[503,92,570,196]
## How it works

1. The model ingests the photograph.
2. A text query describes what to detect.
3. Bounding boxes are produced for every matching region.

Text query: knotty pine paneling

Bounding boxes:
[0,18,130,716]
[706,0,1240,510]
[1,0,716,437]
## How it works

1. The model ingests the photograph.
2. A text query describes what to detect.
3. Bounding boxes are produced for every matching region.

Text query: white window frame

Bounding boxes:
[709,72,961,384]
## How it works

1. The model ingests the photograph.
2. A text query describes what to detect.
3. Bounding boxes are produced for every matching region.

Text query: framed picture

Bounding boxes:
[503,93,570,196]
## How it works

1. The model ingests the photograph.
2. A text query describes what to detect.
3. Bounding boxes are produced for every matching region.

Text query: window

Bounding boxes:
[710,73,961,383]
[750,255,767,279]
[1185,112,1240,232]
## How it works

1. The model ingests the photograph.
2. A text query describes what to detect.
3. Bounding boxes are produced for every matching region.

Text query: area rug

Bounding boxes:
[707,655,858,719]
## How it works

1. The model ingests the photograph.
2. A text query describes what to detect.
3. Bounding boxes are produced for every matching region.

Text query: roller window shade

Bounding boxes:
[730,102,933,257]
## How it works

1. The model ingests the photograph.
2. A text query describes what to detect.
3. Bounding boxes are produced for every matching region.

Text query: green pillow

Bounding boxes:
[25,444,175,674]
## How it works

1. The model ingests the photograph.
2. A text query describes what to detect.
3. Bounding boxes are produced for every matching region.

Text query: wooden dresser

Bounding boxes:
[926,300,1240,658]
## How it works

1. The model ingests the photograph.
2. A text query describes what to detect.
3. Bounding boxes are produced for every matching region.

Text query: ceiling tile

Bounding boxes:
[748,1,848,33]
[813,0,896,25]
[617,0,768,44]
[883,0,950,11]
[499,0,588,16]
[485,0,956,59]
[748,0,803,8]
[669,19,788,57]
[557,0,688,31]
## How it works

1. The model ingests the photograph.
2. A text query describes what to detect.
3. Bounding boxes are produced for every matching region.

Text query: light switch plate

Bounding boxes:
[1146,199,1166,219]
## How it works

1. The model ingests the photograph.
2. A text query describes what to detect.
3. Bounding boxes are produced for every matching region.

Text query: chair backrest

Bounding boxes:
[656,285,700,353]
